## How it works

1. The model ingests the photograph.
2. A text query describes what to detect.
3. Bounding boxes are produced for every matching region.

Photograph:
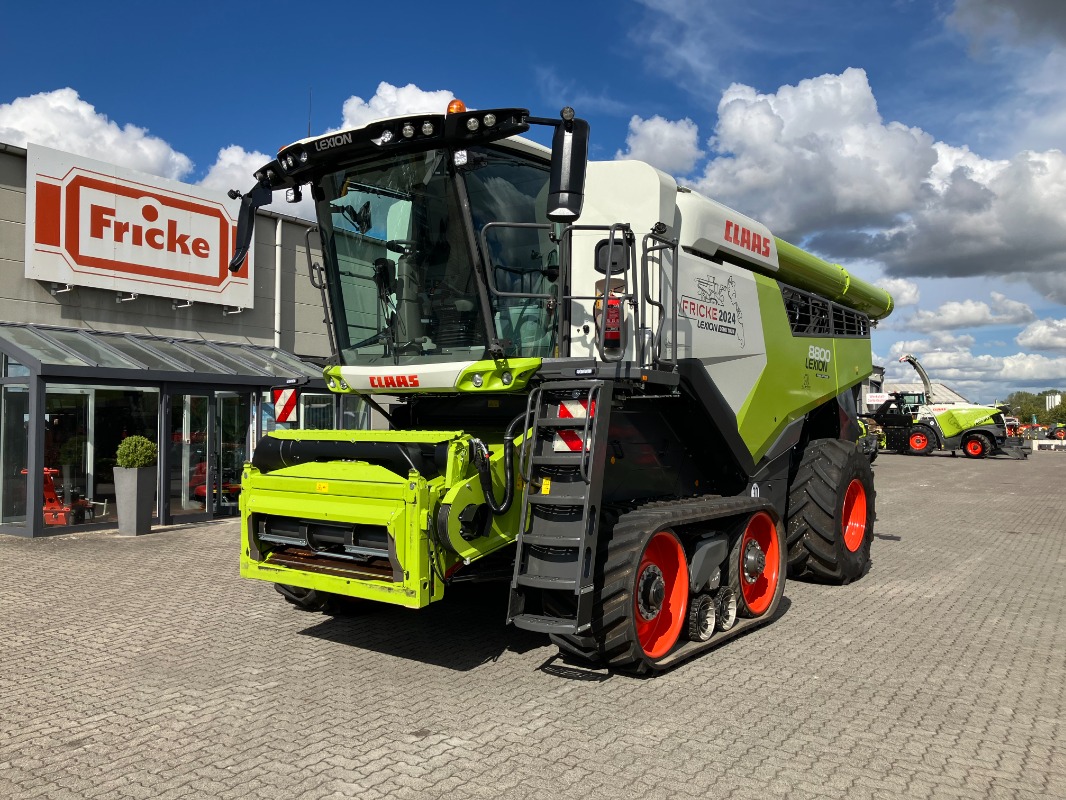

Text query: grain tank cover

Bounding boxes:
[676,191,779,273]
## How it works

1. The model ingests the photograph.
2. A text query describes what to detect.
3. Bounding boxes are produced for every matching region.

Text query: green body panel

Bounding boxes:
[239,427,527,606]
[736,274,872,462]
[933,407,997,438]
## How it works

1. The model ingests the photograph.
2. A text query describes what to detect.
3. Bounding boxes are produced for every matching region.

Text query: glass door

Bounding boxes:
[167,391,211,523]
[214,392,251,518]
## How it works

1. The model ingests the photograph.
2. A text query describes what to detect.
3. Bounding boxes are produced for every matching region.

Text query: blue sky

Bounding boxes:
[2,0,1065,402]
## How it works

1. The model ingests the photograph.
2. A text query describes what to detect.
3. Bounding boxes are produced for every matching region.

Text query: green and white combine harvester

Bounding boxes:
[228,99,894,672]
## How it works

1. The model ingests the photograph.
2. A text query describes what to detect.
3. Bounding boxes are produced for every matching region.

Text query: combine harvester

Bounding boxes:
[228,100,894,671]
[868,354,1026,459]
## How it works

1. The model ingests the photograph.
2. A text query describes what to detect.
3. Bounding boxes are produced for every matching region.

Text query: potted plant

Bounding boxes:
[113,435,158,535]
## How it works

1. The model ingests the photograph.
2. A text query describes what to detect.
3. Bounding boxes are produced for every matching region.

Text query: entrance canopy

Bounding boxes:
[0,323,337,538]
[0,322,325,386]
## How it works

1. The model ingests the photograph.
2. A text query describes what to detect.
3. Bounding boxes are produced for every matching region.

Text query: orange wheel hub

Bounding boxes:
[634,531,688,659]
[842,479,867,552]
[738,511,780,616]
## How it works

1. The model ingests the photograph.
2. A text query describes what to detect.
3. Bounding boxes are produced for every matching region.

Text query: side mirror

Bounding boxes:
[546,110,589,223]
[228,177,274,273]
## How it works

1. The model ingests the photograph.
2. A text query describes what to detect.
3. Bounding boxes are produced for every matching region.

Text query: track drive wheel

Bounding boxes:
[728,511,784,617]
[786,438,876,584]
[907,425,937,455]
[962,432,992,459]
[549,517,689,673]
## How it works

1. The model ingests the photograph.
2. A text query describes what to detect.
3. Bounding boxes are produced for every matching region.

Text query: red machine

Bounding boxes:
[24,468,94,525]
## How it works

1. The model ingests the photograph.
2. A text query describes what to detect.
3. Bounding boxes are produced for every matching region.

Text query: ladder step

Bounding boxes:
[521,533,582,548]
[530,453,584,466]
[515,574,578,590]
[527,495,587,508]
[535,418,593,429]
[510,613,579,635]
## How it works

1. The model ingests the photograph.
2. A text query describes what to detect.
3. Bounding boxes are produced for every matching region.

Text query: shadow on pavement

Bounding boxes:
[296,581,547,671]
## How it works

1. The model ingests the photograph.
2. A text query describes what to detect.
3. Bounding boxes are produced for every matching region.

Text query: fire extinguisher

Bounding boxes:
[595,288,623,351]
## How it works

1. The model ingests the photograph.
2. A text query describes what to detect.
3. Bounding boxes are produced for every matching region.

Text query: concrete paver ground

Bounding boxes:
[0,451,1063,799]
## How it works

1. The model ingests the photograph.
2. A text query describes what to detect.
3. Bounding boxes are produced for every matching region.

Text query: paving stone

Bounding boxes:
[0,452,1063,799]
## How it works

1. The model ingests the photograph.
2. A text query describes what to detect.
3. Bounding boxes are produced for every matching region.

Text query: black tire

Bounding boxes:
[687,593,716,642]
[548,511,688,673]
[962,432,992,459]
[786,438,875,584]
[274,583,340,613]
[907,425,937,455]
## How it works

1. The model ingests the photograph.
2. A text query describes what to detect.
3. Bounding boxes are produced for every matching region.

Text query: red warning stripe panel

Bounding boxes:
[273,388,298,423]
[553,398,596,451]
[35,181,62,247]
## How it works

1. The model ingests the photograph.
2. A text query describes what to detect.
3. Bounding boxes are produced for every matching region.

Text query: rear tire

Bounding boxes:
[907,426,936,455]
[786,438,875,584]
[962,432,992,459]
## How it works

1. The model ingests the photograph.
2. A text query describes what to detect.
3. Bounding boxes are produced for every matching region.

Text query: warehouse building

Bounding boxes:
[0,141,359,537]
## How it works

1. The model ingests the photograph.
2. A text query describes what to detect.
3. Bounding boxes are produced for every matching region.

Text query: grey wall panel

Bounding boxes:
[0,153,27,192]
[0,186,25,225]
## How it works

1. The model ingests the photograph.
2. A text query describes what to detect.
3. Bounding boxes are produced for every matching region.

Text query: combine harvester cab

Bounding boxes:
[230,100,894,672]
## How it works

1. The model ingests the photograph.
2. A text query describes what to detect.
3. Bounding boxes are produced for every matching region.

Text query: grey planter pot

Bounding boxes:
[113,466,156,535]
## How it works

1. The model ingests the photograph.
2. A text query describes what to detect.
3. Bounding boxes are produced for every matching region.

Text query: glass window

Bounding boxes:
[42,329,144,369]
[2,355,30,378]
[41,385,159,527]
[300,393,335,430]
[339,394,368,430]
[1,386,29,526]
[0,326,90,366]
[148,340,233,373]
[183,343,267,376]
[219,346,299,379]
[98,336,190,372]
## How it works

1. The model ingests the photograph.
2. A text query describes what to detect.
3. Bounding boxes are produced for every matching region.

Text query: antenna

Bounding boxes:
[307,87,312,137]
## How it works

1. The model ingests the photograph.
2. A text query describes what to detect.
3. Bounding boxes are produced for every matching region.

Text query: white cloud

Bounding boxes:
[338,82,456,130]
[0,88,193,180]
[876,277,920,307]
[615,115,703,175]
[682,68,1066,304]
[197,144,314,222]
[696,68,937,237]
[881,344,1066,400]
[1017,318,1066,351]
[908,292,1035,332]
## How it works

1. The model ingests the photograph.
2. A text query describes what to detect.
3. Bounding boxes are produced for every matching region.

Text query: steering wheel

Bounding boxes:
[386,239,419,256]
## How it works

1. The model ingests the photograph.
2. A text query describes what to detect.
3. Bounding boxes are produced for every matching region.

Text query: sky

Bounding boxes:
[2,0,1065,403]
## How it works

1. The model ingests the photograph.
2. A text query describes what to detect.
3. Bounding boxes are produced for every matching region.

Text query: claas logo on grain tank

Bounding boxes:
[724,220,771,258]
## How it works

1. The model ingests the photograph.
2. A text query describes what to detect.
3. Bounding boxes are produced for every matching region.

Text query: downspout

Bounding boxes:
[274,217,283,349]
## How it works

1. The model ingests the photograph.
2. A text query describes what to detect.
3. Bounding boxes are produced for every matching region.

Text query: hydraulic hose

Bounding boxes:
[473,412,528,515]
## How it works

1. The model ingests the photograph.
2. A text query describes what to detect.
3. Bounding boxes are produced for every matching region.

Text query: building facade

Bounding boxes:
[0,142,359,537]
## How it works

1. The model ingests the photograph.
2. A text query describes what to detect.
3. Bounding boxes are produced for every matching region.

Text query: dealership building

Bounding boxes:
[0,142,359,537]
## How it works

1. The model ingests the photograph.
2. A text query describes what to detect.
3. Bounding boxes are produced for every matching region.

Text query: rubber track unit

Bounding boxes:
[785,438,875,584]
[549,494,782,673]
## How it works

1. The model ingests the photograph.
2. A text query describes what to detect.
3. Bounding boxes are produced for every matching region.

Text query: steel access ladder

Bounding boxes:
[507,379,613,634]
